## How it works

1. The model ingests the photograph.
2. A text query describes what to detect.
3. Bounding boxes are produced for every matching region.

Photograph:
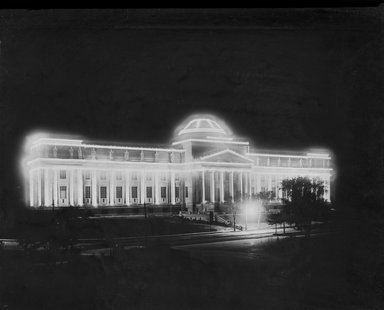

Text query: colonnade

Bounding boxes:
[28,168,183,207]
[28,167,331,207]
[198,170,331,203]
[200,170,252,203]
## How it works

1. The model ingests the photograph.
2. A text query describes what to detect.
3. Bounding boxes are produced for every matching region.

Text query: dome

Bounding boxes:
[178,118,226,136]
[173,114,232,140]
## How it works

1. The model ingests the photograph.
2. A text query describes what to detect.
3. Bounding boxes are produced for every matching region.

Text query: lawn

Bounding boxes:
[3,207,228,241]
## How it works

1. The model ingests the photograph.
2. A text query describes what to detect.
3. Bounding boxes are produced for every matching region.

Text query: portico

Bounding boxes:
[198,169,250,204]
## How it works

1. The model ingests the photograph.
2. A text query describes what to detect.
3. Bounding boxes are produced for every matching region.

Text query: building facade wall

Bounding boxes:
[26,156,333,210]
[23,117,334,210]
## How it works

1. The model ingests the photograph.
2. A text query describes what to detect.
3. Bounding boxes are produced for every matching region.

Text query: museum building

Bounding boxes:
[23,114,333,211]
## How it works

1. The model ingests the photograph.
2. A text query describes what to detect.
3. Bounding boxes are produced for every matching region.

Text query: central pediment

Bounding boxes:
[199,149,254,164]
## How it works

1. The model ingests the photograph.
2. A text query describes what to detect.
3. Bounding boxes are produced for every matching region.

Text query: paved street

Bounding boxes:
[79,224,294,256]
[174,237,281,261]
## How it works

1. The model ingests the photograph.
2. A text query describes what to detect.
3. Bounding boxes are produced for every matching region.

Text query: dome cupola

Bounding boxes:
[173,114,231,141]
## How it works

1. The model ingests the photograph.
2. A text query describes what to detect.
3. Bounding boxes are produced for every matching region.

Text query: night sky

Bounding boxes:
[0,8,383,207]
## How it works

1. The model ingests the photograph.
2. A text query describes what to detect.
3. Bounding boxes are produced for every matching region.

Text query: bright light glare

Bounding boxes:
[243,199,263,218]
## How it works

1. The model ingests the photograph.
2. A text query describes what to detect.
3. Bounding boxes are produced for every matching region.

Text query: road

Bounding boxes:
[79,225,296,256]
[174,237,279,261]
[2,224,322,258]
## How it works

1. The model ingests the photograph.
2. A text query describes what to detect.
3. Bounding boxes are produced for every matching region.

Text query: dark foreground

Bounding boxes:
[1,232,381,310]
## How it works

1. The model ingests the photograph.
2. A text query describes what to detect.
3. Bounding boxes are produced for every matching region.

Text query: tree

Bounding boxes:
[281,177,327,238]
[266,210,282,234]
[229,196,241,232]
[254,190,275,203]
[254,190,275,228]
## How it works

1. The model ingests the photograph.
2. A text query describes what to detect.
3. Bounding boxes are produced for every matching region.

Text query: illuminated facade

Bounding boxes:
[23,114,333,211]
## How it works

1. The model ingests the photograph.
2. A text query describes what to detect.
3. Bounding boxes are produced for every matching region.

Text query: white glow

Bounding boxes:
[172,138,249,146]
[27,157,185,167]
[206,136,233,141]
[31,141,185,153]
[31,138,83,149]
[21,114,334,208]
[178,118,226,136]
[244,200,260,217]
[247,152,330,159]
[248,153,307,159]
[306,152,330,159]
[200,149,254,163]
[251,166,332,171]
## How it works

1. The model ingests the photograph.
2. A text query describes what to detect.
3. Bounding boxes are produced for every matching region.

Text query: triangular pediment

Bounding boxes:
[200,149,254,164]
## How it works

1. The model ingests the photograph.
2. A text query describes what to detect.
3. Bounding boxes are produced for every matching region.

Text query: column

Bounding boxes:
[69,169,74,206]
[140,171,145,204]
[125,170,130,206]
[170,171,175,205]
[37,168,42,207]
[229,171,234,202]
[91,170,97,207]
[277,175,282,199]
[155,171,160,205]
[210,171,215,202]
[110,171,115,206]
[239,172,243,200]
[256,174,261,194]
[202,171,205,203]
[267,175,272,191]
[77,169,83,206]
[248,172,252,197]
[29,170,34,207]
[44,168,50,206]
[325,176,331,202]
[53,169,58,207]
[181,175,185,204]
[220,171,224,203]
[244,171,248,196]
[152,171,156,204]
[275,176,279,199]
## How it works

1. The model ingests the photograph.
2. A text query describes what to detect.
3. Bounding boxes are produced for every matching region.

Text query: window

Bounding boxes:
[116,172,122,181]
[100,186,107,199]
[59,170,66,179]
[132,186,138,199]
[175,187,180,198]
[59,186,67,199]
[100,172,106,180]
[185,187,188,198]
[85,186,91,199]
[85,171,91,180]
[116,186,123,199]
[161,187,166,198]
[146,187,152,198]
